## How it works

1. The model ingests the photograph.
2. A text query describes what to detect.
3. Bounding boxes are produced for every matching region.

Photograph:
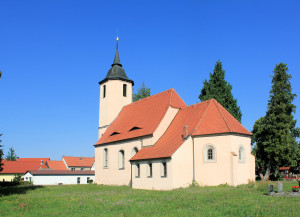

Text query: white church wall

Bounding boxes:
[171,137,194,189]
[132,159,173,190]
[95,139,142,186]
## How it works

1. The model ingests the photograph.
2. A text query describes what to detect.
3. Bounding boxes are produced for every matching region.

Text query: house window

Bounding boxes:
[123,84,127,97]
[103,148,108,168]
[161,162,167,177]
[77,177,80,184]
[239,145,245,163]
[87,177,90,183]
[135,164,140,178]
[131,147,138,157]
[118,150,125,169]
[203,144,216,163]
[147,163,152,178]
[81,168,84,170]
[71,168,75,171]
[103,85,106,98]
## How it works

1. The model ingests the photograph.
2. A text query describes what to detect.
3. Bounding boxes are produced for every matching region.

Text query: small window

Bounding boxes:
[118,150,125,169]
[123,84,127,97]
[103,85,106,98]
[81,168,84,171]
[203,144,216,163]
[239,145,245,163]
[71,168,75,171]
[135,164,140,178]
[103,148,108,168]
[131,147,138,157]
[161,162,167,177]
[147,163,152,178]
[87,177,90,183]
[77,177,80,184]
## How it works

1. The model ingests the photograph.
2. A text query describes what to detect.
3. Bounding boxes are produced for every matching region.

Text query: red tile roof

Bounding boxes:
[18,158,50,162]
[26,170,95,175]
[131,98,251,161]
[47,161,67,170]
[0,160,48,174]
[280,167,290,170]
[95,88,187,145]
[62,156,94,167]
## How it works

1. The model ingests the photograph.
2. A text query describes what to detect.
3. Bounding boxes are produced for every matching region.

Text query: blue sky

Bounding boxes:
[1,0,299,160]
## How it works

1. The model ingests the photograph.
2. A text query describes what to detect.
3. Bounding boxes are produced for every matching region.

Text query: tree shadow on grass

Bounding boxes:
[0,185,44,196]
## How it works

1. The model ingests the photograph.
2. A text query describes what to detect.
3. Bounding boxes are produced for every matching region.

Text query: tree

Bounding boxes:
[0,134,3,171]
[133,82,151,102]
[199,61,242,122]
[5,146,18,161]
[252,63,299,180]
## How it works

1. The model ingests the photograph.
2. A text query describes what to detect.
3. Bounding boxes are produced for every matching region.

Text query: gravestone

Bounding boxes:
[268,184,274,196]
[278,182,283,193]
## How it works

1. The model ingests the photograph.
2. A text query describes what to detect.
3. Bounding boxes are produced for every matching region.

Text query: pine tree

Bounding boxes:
[5,146,18,161]
[133,82,151,102]
[199,61,242,122]
[252,63,299,180]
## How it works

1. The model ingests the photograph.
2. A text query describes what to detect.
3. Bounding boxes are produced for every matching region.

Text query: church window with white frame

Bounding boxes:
[135,163,140,178]
[203,144,216,163]
[131,147,138,157]
[161,162,167,177]
[118,150,125,169]
[238,145,245,163]
[103,148,108,168]
[147,163,153,178]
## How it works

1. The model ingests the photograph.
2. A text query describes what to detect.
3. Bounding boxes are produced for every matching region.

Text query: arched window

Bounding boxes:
[147,163,152,178]
[103,85,106,98]
[135,163,140,178]
[118,150,125,169]
[203,144,216,163]
[131,147,138,157]
[103,148,108,168]
[123,84,127,97]
[239,145,245,163]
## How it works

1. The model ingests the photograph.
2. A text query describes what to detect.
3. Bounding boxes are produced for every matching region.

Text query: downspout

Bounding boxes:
[130,162,133,188]
[192,136,195,184]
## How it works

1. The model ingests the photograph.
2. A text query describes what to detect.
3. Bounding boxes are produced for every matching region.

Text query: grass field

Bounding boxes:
[0,181,299,216]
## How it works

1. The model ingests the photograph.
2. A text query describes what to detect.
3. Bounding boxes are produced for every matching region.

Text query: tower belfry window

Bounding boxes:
[123,84,127,97]
[103,85,106,98]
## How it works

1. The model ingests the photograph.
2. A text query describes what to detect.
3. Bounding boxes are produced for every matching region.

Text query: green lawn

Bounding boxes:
[0,181,299,216]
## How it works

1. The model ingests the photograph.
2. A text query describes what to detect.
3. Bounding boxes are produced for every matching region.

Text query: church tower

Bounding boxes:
[98,37,134,138]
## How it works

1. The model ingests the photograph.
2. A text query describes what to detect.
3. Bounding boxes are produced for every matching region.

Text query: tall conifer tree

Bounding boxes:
[199,61,242,122]
[252,63,299,180]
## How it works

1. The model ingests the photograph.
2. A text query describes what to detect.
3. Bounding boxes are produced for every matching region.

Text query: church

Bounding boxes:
[94,38,255,190]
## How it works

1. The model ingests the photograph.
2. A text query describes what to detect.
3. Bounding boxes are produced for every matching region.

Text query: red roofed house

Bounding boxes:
[45,160,67,170]
[0,159,48,182]
[62,156,95,171]
[94,39,255,190]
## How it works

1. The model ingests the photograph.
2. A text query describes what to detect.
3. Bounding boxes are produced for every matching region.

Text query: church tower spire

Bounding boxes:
[98,37,134,139]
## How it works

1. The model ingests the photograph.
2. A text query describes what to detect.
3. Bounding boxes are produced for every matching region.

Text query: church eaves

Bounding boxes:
[99,37,134,85]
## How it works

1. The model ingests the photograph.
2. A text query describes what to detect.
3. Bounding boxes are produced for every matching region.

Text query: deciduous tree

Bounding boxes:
[133,82,151,102]
[5,146,18,161]
[199,61,242,122]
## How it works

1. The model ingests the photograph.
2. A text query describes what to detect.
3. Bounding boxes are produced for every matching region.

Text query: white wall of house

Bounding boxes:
[24,173,95,185]
[194,134,255,186]
[94,106,179,186]
[131,159,173,190]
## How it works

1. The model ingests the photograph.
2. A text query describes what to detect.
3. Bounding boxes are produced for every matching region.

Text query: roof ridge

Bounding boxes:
[125,88,174,107]
[212,99,231,132]
[192,100,213,134]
